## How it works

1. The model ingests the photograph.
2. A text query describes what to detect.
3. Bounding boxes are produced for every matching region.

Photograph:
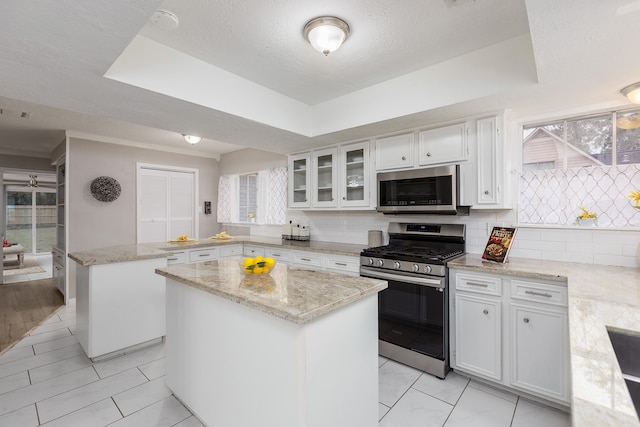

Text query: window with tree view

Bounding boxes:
[520,109,640,227]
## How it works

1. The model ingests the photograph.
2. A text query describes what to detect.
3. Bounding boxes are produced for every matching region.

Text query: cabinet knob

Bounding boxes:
[342,197,346,200]
[426,152,432,157]
[401,156,406,161]
[484,190,490,195]
[483,309,489,315]
[523,318,530,323]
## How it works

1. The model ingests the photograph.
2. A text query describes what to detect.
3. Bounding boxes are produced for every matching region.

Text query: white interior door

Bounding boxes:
[137,165,197,243]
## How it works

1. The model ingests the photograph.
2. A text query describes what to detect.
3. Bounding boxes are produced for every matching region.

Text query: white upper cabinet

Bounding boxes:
[476,116,501,205]
[289,141,374,210]
[339,142,370,208]
[288,153,311,208]
[375,133,414,171]
[418,123,468,166]
[312,147,338,208]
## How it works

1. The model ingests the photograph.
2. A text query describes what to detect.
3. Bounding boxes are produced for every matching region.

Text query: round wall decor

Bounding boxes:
[90,176,121,202]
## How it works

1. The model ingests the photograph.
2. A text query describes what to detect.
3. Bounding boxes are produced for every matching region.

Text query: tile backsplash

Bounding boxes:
[274,210,640,268]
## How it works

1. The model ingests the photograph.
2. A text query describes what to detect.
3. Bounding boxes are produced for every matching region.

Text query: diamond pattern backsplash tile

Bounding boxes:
[520,164,640,227]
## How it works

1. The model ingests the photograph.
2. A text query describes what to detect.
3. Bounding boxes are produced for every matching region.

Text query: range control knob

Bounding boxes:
[425,265,432,274]
[412,264,420,272]
[393,261,401,270]
[368,258,374,266]
[377,259,384,267]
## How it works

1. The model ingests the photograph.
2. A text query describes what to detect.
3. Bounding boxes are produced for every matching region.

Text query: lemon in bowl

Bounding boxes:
[243,257,276,275]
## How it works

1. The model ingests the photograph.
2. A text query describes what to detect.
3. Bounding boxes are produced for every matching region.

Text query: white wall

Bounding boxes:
[67,137,220,298]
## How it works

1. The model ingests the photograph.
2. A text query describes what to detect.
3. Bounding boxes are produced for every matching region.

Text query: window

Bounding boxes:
[217,167,287,225]
[520,109,640,227]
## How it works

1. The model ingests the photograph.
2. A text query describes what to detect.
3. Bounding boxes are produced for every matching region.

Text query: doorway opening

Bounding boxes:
[3,172,56,283]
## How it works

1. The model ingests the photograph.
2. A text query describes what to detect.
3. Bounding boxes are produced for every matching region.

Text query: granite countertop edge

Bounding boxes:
[448,254,640,427]
[68,236,365,266]
[155,263,387,325]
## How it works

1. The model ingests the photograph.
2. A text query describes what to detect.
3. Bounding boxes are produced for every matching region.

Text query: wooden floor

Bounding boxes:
[0,278,64,353]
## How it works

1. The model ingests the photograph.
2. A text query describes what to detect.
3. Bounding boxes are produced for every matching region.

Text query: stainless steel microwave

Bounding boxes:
[376,165,464,214]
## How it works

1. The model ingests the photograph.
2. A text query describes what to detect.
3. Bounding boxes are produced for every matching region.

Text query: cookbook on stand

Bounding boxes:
[482,227,517,263]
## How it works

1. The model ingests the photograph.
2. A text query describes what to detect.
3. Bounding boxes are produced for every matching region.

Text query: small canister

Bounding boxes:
[368,230,383,247]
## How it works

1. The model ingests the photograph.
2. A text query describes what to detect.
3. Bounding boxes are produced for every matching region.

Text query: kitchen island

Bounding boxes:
[155,258,387,427]
[69,244,169,360]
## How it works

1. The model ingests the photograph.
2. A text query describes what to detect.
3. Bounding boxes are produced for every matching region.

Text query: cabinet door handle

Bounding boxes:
[167,257,178,261]
[523,318,530,323]
[483,309,489,315]
[334,262,347,266]
[525,290,552,298]
[467,282,489,288]
[301,258,311,262]
[199,253,210,257]
[272,253,281,257]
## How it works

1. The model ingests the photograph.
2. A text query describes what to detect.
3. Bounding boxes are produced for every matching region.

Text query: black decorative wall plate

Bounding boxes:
[90,176,121,202]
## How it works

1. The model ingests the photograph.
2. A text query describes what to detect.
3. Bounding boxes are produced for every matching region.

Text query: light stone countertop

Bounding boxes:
[68,244,169,266]
[155,257,387,324]
[448,254,640,427]
[69,236,366,266]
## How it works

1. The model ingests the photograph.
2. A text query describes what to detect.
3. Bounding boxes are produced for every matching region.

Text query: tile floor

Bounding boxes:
[0,301,571,426]
[2,254,53,284]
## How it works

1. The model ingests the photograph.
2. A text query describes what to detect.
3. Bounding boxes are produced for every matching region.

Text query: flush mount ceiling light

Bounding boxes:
[303,16,350,56]
[183,134,202,145]
[27,175,37,188]
[620,82,640,104]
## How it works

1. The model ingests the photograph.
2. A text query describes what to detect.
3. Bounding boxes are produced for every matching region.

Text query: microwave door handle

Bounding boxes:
[360,267,444,289]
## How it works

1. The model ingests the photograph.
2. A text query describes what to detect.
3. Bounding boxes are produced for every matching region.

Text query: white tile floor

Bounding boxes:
[0,301,571,426]
[2,254,53,284]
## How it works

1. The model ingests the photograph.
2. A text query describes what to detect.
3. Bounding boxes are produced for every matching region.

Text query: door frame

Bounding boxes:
[136,163,199,243]
[5,185,56,254]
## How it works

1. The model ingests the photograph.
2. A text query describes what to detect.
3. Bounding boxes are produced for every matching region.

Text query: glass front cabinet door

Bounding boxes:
[340,141,370,208]
[312,147,338,208]
[288,153,311,208]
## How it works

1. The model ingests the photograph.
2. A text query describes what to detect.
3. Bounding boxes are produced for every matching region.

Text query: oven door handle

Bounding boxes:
[360,267,444,289]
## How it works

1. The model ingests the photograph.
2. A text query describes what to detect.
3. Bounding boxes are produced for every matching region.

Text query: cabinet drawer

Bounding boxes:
[219,245,243,258]
[264,248,290,264]
[511,280,567,307]
[292,251,324,269]
[243,245,265,257]
[167,251,187,265]
[188,247,219,263]
[52,249,65,265]
[456,273,502,296]
[325,255,360,275]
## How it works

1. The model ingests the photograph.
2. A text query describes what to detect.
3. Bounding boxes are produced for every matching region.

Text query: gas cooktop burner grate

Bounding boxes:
[363,246,464,262]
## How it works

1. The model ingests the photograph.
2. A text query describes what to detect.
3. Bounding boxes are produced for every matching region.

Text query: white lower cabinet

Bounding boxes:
[264,248,290,264]
[450,269,569,405]
[325,254,361,276]
[510,303,568,401]
[455,293,502,381]
[188,247,219,263]
[167,251,187,265]
[291,250,324,269]
[244,245,265,258]
[219,244,243,258]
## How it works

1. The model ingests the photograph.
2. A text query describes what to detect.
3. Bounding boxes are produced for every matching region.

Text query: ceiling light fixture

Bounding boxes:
[27,175,38,188]
[303,16,350,56]
[620,82,640,104]
[183,134,202,145]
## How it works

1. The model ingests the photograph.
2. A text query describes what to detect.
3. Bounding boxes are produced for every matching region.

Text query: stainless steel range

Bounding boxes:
[360,223,465,379]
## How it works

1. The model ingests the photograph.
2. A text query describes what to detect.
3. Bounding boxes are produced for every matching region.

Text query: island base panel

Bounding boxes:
[165,279,379,427]
[76,259,166,359]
